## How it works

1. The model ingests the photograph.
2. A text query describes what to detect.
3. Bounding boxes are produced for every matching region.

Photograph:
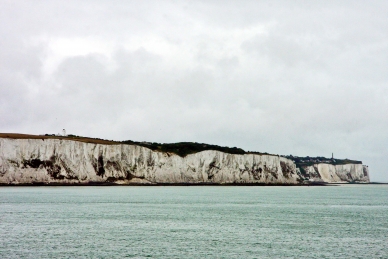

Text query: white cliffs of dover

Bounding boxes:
[0,138,369,184]
[299,163,369,183]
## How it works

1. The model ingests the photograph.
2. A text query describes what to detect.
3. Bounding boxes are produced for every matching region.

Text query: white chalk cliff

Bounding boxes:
[298,163,369,183]
[0,138,369,184]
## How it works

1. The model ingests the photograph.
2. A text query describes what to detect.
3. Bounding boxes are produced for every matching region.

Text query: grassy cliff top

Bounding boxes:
[0,133,270,157]
[283,155,362,166]
[0,133,118,145]
[0,133,361,164]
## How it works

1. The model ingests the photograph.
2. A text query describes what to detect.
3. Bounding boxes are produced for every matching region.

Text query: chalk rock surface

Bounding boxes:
[299,163,370,183]
[0,138,369,184]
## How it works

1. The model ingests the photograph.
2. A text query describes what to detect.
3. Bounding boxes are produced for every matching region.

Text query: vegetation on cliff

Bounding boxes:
[0,133,362,166]
[283,155,362,166]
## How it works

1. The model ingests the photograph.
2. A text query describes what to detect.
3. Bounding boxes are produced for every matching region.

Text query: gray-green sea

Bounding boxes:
[1,185,387,258]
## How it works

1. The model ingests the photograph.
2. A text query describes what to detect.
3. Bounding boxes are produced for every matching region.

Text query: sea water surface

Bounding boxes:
[0,185,387,258]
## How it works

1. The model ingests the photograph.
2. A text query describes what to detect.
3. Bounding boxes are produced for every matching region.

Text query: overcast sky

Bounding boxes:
[1,0,387,181]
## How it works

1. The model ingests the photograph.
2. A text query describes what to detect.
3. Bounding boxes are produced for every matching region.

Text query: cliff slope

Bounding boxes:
[298,163,369,183]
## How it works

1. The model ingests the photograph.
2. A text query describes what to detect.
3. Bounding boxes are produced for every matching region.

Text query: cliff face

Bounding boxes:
[0,138,299,184]
[0,138,369,184]
[299,163,370,183]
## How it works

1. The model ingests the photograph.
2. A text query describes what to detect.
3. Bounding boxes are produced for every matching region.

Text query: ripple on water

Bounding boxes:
[0,185,387,258]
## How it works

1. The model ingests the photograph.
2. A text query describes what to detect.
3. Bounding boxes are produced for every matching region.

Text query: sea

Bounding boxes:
[0,185,387,259]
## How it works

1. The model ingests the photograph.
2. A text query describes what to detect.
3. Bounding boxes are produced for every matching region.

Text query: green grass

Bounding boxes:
[0,133,362,164]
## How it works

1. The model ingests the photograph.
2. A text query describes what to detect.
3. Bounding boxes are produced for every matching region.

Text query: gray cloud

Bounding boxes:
[1,0,387,181]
